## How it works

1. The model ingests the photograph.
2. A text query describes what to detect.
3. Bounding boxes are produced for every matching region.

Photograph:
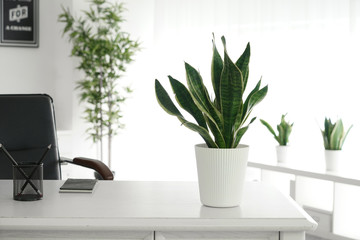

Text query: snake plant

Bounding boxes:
[321,118,352,150]
[260,114,293,146]
[155,35,268,148]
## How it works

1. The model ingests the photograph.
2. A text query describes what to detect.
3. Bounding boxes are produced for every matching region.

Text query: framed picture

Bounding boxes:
[0,0,38,47]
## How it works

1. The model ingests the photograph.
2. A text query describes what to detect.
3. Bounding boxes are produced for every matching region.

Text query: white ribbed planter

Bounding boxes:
[195,143,249,208]
[325,149,342,172]
[276,145,289,163]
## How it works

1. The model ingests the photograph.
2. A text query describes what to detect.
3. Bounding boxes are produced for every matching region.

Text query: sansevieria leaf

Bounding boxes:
[340,124,353,149]
[232,117,256,147]
[155,35,268,148]
[204,115,226,148]
[185,62,209,112]
[247,85,268,112]
[211,34,223,110]
[183,122,218,148]
[330,120,343,150]
[168,76,207,130]
[277,125,285,145]
[155,79,183,117]
[185,63,223,130]
[235,42,250,92]
[155,79,217,148]
[260,114,293,146]
[220,36,243,147]
[232,126,249,148]
[322,118,352,150]
[260,119,277,139]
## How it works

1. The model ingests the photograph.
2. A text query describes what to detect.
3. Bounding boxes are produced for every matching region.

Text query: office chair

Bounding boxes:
[0,94,113,180]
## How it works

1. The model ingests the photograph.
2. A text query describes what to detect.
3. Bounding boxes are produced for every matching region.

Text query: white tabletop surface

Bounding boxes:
[0,180,316,231]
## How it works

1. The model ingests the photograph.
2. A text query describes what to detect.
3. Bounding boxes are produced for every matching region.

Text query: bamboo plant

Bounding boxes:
[260,114,294,146]
[321,118,352,150]
[58,0,140,169]
[155,35,268,148]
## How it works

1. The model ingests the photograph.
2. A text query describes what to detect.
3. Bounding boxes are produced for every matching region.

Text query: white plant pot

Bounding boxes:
[276,145,289,163]
[325,149,342,172]
[195,143,249,208]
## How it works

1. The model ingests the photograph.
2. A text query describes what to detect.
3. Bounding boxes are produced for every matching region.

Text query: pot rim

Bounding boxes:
[195,143,249,149]
[324,149,342,152]
[276,145,290,148]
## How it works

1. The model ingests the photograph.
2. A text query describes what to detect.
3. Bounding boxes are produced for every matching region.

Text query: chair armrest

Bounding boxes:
[60,157,72,165]
[63,157,114,180]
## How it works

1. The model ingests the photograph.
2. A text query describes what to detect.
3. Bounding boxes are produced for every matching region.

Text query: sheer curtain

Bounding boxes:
[115,0,360,181]
[82,0,359,186]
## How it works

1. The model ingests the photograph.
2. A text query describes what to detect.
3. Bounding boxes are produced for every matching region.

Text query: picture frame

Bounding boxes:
[0,0,39,47]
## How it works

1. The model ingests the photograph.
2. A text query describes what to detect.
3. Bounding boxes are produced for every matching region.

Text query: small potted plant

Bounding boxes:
[260,114,293,163]
[321,118,352,172]
[155,35,268,207]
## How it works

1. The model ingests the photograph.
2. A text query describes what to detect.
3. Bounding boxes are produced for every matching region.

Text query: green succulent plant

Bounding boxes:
[260,114,293,146]
[321,118,352,150]
[154,35,268,148]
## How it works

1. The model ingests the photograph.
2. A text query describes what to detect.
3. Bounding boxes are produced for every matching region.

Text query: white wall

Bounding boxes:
[113,0,360,180]
[2,0,360,181]
[0,0,74,130]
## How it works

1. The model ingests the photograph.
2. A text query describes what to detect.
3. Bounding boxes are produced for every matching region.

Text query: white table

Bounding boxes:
[0,180,316,240]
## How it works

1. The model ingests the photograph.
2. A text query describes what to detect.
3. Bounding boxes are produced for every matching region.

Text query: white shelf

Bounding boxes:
[248,161,360,186]
[247,160,360,240]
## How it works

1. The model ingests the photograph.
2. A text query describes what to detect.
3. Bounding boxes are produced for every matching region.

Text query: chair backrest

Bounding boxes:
[0,94,61,179]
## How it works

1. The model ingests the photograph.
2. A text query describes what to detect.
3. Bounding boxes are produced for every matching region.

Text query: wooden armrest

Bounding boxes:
[64,157,114,180]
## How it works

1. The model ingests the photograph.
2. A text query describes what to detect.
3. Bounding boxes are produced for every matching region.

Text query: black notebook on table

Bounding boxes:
[59,178,98,193]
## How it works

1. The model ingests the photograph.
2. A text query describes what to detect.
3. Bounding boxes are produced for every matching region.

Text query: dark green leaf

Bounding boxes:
[235,42,250,91]
[185,62,223,131]
[248,85,268,111]
[260,119,277,139]
[211,33,223,110]
[155,80,217,148]
[168,76,207,130]
[220,36,243,147]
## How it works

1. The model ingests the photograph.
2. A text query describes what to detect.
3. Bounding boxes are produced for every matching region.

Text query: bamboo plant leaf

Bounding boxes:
[59,0,140,166]
[220,36,243,147]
